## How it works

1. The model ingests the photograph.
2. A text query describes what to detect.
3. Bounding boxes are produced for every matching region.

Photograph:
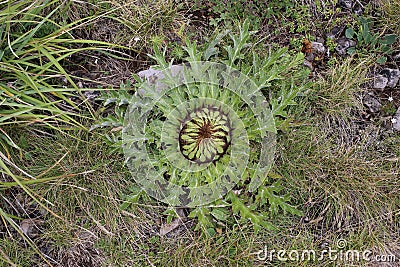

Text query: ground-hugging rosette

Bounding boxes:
[123,62,276,207]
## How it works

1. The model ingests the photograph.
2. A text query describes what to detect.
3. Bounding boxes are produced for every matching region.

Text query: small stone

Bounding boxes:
[338,0,352,9]
[305,53,315,62]
[303,59,313,71]
[312,42,326,54]
[137,65,184,95]
[353,4,363,15]
[326,26,343,39]
[160,218,183,236]
[380,68,400,88]
[363,93,381,113]
[84,91,100,99]
[20,219,42,238]
[373,75,388,89]
[393,53,400,61]
[320,241,330,249]
[335,38,357,56]
[393,107,400,131]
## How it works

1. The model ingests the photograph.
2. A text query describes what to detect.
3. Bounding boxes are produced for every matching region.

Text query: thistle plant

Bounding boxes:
[98,21,310,233]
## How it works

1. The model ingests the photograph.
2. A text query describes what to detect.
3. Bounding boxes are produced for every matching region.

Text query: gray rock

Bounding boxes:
[137,65,184,95]
[380,68,400,88]
[312,42,326,54]
[335,38,357,56]
[326,26,343,39]
[363,93,381,113]
[303,59,313,70]
[339,0,352,9]
[84,91,101,99]
[373,75,388,89]
[393,107,400,131]
[20,219,42,238]
[304,42,326,62]
[353,4,363,15]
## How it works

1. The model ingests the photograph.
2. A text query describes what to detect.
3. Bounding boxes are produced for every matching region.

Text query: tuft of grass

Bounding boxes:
[3,128,130,266]
[0,0,123,265]
[379,0,400,36]
[67,0,190,50]
[312,57,372,117]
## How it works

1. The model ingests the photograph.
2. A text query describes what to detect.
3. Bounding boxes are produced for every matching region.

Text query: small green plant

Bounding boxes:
[381,101,397,115]
[170,43,186,60]
[345,17,397,63]
[326,37,337,53]
[96,21,310,234]
[200,0,305,31]
[290,37,303,51]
